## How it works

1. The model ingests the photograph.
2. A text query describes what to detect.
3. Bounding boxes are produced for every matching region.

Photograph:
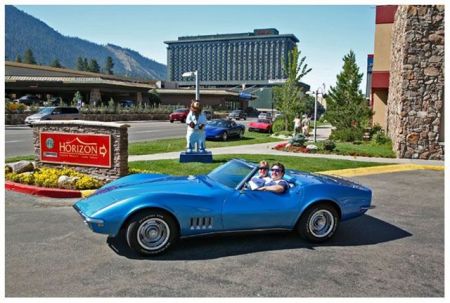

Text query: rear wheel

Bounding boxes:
[222,131,228,141]
[297,203,339,243]
[126,210,178,256]
[170,120,174,123]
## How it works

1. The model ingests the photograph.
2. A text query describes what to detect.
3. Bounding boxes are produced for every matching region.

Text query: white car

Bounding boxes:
[25,106,80,127]
[258,112,273,120]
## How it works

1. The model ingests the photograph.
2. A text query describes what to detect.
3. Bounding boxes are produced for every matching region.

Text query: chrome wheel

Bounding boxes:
[309,209,334,238]
[222,132,228,141]
[137,218,170,251]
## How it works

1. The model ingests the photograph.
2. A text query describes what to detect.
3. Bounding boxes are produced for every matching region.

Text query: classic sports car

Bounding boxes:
[205,119,245,141]
[248,119,273,133]
[73,159,374,256]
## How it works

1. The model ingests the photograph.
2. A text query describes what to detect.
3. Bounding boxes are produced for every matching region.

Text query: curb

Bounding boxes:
[5,181,95,199]
[319,164,444,177]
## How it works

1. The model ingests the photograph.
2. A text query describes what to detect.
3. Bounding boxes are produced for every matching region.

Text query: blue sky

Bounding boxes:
[15,5,376,93]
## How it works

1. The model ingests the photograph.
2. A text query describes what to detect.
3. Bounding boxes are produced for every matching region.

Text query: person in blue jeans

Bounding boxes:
[257,162,289,194]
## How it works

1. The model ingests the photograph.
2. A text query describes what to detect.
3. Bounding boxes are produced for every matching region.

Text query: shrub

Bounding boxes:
[289,133,306,147]
[330,128,364,142]
[373,131,390,145]
[272,117,293,133]
[322,140,336,151]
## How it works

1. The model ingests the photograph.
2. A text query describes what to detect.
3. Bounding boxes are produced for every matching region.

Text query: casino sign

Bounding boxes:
[40,132,111,168]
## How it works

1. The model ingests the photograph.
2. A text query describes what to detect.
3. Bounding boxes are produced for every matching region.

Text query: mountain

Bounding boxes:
[5,5,167,80]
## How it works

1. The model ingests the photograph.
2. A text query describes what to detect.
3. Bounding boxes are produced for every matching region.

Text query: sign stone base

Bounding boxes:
[179,151,213,163]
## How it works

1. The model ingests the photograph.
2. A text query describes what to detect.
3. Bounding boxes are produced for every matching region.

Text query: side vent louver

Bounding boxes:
[190,217,213,230]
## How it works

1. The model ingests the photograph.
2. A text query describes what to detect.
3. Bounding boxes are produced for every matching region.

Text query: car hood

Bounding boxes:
[288,170,370,191]
[26,113,46,119]
[74,173,217,217]
[249,121,270,127]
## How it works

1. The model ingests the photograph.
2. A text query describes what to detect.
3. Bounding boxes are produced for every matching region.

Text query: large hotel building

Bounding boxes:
[164,28,299,89]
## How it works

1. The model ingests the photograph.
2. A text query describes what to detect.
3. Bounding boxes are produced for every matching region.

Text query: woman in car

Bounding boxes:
[257,162,289,194]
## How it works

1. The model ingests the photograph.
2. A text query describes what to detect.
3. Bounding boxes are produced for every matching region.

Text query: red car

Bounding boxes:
[169,108,189,123]
[248,119,273,133]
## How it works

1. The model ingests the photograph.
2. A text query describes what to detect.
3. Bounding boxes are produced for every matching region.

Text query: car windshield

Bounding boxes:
[257,119,271,124]
[38,107,55,115]
[231,110,241,114]
[207,160,255,189]
[207,120,227,128]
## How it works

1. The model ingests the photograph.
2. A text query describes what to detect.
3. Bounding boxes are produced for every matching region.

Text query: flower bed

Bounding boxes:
[5,166,105,190]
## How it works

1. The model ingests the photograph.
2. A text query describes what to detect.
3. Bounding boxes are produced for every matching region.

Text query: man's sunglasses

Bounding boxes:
[258,167,269,170]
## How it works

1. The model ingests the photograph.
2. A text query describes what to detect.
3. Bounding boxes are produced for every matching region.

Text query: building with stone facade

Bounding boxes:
[370,5,444,160]
[387,5,444,160]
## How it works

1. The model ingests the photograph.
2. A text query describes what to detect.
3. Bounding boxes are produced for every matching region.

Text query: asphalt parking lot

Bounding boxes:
[5,169,444,297]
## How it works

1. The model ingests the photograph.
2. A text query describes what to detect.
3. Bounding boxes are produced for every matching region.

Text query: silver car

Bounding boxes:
[25,107,80,127]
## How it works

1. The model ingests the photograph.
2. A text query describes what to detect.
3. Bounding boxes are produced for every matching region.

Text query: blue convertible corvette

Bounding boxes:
[74,159,374,256]
[205,119,245,141]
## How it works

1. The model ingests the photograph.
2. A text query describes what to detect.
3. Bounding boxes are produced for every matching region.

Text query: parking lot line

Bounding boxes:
[319,164,444,177]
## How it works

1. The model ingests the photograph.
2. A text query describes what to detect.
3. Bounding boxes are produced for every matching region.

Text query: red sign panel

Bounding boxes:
[40,132,112,168]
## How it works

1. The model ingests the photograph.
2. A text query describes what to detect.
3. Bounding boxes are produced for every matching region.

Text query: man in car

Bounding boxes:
[257,162,289,194]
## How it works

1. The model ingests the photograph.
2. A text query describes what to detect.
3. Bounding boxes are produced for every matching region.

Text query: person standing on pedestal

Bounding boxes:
[186,100,207,152]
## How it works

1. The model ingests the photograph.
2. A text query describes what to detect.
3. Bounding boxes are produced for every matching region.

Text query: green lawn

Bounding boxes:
[128,131,283,155]
[129,154,388,176]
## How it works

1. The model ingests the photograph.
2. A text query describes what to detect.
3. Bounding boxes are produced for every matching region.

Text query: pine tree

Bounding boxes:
[105,56,114,75]
[76,57,85,71]
[23,48,37,64]
[15,54,22,63]
[88,59,100,73]
[273,47,311,130]
[50,58,62,68]
[324,50,373,141]
[83,58,89,71]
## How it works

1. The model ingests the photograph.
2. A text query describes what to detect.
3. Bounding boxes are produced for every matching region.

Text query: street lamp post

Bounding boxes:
[182,70,199,100]
[313,83,326,143]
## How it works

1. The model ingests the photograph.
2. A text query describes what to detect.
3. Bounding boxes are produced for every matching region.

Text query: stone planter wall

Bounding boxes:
[32,120,129,180]
[387,5,445,160]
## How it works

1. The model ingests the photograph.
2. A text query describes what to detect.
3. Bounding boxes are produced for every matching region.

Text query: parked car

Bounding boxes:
[248,118,273,133]
[228,109,247,120]
[17,95,42,106]
[203,110,213,120]
[258,112,273,121]
[169,108,189,123]
[205,119,245,141]
[24,106,80,126]
[120,100,134,108]
[73,158,374,256]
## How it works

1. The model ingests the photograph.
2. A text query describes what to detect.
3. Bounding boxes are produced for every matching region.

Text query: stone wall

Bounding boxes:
[387,5,445,160]
[32,120,129,180]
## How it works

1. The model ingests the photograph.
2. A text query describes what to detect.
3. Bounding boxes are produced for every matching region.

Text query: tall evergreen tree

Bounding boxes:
[50,58,62,68]
[88,59,100,73]
[15,54,22,63]
[23,48,37,64]
[83,58,89,71]
[324,50,373,141]
[273,46,311,130]
[105,56,114,75]
[76,57,85,71]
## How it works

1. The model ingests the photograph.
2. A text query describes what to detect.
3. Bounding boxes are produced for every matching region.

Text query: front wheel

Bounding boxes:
[238,130,244,139]
[126,210,178,256]
[297,204,339,243]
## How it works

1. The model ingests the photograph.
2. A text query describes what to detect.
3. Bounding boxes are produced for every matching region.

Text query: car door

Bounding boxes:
[221,188,301,231]
[229,121,239,136]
